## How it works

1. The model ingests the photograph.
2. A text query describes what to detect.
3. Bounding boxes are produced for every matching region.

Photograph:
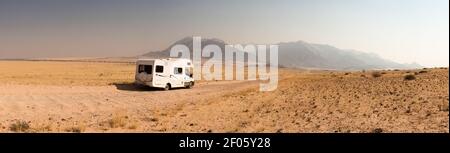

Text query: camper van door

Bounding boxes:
[171,67,184,87]
[154,64,167,87]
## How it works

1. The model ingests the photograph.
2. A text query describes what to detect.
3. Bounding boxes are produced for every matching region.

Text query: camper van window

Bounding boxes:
[174,67,183,75]
[138,65,152,74]
[155,65,164,73]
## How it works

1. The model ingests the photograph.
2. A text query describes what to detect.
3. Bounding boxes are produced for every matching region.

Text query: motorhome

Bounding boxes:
[135,58,194,90]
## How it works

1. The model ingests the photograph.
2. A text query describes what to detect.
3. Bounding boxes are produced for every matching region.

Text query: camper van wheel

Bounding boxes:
[164,84,171,91]
[186,82,194,89]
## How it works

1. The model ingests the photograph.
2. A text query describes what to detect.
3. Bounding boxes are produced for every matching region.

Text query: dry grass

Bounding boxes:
[9,120,30,132]
[32,122,53,132]
[0,61,135,86]
[127,121,140,130]
[0,60,447,133]
[108,111,128,128]
[65,121,86,133]
[161,68,449,133]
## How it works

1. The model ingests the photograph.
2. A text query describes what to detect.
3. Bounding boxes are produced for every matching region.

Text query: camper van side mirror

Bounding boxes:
[189,74,193,78]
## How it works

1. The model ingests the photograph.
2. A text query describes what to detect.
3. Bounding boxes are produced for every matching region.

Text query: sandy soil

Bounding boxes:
[0,60,448,133]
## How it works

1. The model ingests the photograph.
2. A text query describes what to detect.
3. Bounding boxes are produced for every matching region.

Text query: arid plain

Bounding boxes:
[0,60,448,133]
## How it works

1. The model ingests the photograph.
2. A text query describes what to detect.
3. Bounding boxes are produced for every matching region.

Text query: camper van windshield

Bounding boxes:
[185,67,193,77]
[138,65,152,74]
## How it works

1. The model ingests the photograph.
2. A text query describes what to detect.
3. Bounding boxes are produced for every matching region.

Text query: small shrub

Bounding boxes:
[109,114,127,128]
[371,72,382,78]
[149,118,158,122]
[65,121,86,133]
[128,124,138,130]
[66,126,84,133]
[372,128,383,133]
[439,103,449,112]
[128,121,140,130]
[10,120,30,132]
[404,74,416,80]
[418,70,427,74]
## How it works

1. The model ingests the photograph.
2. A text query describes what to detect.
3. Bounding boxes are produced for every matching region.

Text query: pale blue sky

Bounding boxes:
[0,0,448,66]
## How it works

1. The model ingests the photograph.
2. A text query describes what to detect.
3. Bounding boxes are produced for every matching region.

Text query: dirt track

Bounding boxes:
[0,80,260,132]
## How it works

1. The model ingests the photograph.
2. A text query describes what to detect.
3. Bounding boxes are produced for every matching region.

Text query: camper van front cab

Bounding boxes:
[135,58,194,90]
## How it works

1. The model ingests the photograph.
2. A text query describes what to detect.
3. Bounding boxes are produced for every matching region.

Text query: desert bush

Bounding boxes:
[418,70,428,74]
[127,120,140,130]
[65,121,86,133]
[372,128,383,133]
[371,72,382,78]
[404,74,416,80]
[10,120,30,132]
[108,113,127,128]
[128,124,138,130]
[65,126,85,133]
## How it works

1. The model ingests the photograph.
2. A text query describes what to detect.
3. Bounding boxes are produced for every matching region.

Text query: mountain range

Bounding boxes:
[142,37,422,70]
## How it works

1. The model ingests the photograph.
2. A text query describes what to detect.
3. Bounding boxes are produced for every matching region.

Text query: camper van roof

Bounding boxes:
[137,58,192,62]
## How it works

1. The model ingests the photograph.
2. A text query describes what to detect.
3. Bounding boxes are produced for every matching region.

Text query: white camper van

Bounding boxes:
[135,58,194,90]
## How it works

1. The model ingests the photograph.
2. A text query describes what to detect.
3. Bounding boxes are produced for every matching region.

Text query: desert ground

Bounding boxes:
[0,60,448,133]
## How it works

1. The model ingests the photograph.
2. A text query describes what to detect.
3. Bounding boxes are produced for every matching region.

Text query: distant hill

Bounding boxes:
[277,40,422,70]
[143,37,226,59]
[142,37,422,70]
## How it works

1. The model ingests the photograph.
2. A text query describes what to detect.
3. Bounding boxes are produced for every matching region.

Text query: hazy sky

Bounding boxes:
[0,0,448,67]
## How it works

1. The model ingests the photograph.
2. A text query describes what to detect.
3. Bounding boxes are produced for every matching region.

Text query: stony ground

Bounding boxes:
[0,61,448,132]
